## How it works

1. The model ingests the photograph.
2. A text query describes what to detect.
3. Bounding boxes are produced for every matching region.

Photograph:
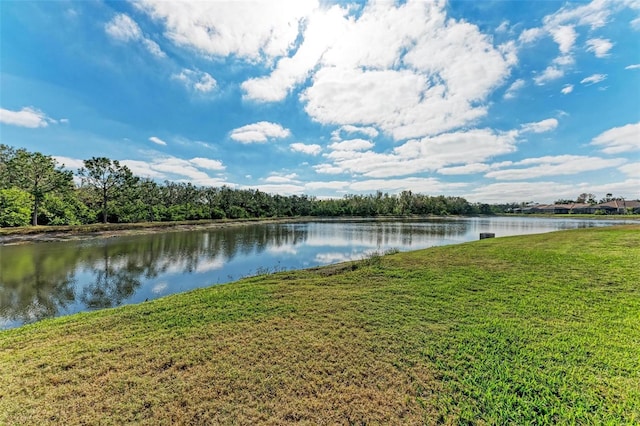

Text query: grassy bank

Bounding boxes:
[1,226,639,424]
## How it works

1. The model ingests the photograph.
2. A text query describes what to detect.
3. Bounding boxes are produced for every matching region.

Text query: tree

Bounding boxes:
[576,193,596,204]
[0,188,33,227]
[7,150,73,225]
[554,199,574,205]
[0,144,16,189]
[78,157,132,223]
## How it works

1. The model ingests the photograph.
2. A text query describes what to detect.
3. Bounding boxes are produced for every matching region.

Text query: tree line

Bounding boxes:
[0,145,509,227]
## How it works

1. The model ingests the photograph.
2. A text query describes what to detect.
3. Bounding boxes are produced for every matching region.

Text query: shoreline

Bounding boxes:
[1,214,638,245]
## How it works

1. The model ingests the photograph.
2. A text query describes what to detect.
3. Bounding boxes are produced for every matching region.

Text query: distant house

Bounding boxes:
[513,201,638,215]
[522,203,592,214]
[592,200,640,214]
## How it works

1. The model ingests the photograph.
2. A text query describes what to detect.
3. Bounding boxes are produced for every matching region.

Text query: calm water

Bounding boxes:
[1,217,636,329]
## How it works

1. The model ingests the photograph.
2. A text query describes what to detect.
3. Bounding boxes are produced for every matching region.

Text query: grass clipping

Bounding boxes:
[1,226,639,424]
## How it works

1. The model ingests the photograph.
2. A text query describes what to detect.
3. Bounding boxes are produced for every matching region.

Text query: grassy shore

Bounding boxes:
[1,226,639,424]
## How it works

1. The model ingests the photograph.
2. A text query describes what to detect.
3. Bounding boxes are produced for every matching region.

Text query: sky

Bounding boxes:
[1,0,639,203]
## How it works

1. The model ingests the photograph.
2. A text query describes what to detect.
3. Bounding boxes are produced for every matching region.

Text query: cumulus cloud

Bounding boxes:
[521,118,559,133]
[105,13,166,57]
[230,121,291,143]
[242,1,514,140]
[625,64,640,70]
[590,122,640,153]
[561,84,574,94]
[580,73,607,85]
[135,0,317,61]
[0,106,57,128]
[149,136,167,146]
[484,155,625,180]
[586,38,613,57]
[316,129,518,178]
[172,68,216,93]
[290,143,322,155]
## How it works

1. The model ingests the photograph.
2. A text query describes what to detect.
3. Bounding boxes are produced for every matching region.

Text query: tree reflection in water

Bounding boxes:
[0,224,309,326]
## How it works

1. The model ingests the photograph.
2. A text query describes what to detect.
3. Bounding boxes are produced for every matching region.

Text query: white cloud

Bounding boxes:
[190,157,225,171]
[484,155,626,180]
[437,163,491,175]
[543,0,613,30]
[550,25,577,54]
[242,5,348,102]
[496,20,510,33]
[468,181,578,203]
[625,64,640,70]
[121,155,227,182]
[586,38,613,57]
[534,66,564,85]
[519,27,544,43]
[580,73,607,85]
[469,179,640,204]
[348,177,467,194]
[526,1,634,89]
[135,0,318,61]
[590,122,640,154]
[264,173,299,184]
[316,129,518,178]
[619,163,640,178]
[504,79,525,99]
[230,121,291,143]
[54,156,85,170]
[142,39,166,58]
[172,68,217,93]
[105,14,141,41]
[305,180,349,191]
[561,84,574,94]
[105,13,166,57]
[328,139,374,152]
[339,125,379,139]
[521,118,559,133]
[149,136,167,146]
[290,143,322,155]
[245,1,514,140]
[0,106,56,128]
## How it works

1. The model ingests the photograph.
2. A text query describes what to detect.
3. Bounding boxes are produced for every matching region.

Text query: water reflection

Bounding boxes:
[1,217,635,328]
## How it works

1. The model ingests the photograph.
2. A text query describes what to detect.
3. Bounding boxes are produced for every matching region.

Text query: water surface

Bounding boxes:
[1,217,635,329]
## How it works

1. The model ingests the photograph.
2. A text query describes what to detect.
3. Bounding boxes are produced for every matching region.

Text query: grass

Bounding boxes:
[1,225,639,424]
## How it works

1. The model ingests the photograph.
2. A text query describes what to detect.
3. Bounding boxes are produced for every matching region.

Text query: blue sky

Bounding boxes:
[1,0,638,203]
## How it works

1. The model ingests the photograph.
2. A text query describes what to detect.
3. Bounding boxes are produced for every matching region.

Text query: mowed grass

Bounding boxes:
[1,226,639,424]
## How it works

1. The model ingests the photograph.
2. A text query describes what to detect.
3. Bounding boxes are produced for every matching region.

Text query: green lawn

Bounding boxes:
[1,226,639,424]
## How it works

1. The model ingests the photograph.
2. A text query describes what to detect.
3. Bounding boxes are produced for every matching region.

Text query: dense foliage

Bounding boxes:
[0,144,524,227]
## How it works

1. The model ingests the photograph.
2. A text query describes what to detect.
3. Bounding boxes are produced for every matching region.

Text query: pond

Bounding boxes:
[1,216,636,329]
